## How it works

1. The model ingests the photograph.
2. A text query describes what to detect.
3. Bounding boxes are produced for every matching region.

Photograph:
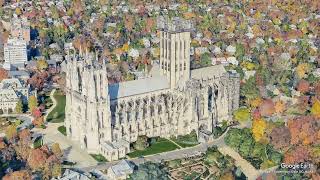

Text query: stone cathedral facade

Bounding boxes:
[65,17,240,161]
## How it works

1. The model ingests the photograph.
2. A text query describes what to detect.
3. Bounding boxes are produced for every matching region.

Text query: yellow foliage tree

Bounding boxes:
[274,100,285,114]
[122,43,129,52]
[249,97,263,108]
[233,108,251,124]
[5,124,17,140]
[296,63,309,79]
[36,59,48,70]
[252,118,267,142]
[15,8,22,15]
[311,99,320,118]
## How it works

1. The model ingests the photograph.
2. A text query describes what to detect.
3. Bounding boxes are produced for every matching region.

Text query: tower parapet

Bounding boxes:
[158,16,191,89]
[157,16,193,33]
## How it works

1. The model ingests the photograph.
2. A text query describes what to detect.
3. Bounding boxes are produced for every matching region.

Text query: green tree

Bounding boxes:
[15,99,24,114]
[129,162,169,180]
[240,76,259,99]
[5,124,17,140]
[233,107,251,123]
[28,96,38,112]
[235,43,245,61]
[200,52,211,67]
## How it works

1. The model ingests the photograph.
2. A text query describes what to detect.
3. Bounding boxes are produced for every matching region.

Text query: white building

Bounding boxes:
[106,160,135,180]
[65,17,240,161]
[0,78,29,114]
[3,37,28,70]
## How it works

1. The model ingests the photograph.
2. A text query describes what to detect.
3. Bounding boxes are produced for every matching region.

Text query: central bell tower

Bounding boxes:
[158,16,192,89]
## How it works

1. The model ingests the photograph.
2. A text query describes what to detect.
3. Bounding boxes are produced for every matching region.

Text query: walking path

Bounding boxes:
[166,138,183,149]
[44,89,57,121]
[33,89,97,168]
[217,142,260,180]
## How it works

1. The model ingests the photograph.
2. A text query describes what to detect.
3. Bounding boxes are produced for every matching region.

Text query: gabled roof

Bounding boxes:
[111,160,135,177]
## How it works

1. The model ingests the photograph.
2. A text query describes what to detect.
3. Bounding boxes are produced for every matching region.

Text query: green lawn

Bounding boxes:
[58,125,66,136]
[47,90,66,123]
[90,154,108,162]
[128,138,180,158]
[170,130,199,148]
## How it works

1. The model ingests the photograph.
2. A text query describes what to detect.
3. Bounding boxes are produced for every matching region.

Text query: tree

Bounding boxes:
[28,96,38,112]
[240,77,259,99]
[5,124,17,140]
[33,116,44,128]
[259,99,275,116]
[18,129,31,144]
[233,107,251,124]
[3,170,31,180]
[296,79,310,93]
[200,52,211,67]
[15,99,24,114]
[269,126,291,150]
[129,162,169,180]
[274,100,285,114]
[36,59,48,70]
[32,108,42,118]
[284,146,310,164]
[51,143,62,157]
[220,172,234,180]
[252,118,267,142]
[311,99,320,118]
[133,135,149,151]
[27,148,48,171]
[0,68,8,81]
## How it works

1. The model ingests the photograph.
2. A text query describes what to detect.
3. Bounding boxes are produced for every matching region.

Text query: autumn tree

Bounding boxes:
[51,143,62,157]
[27,148,48,171]
[233,107,251,124]
[252,118,267,142]
[5,124,17,140]
[3,170,31,180]
[15,99,24,114]
[311,99,320,118]
[33,116,44,128]
[296,79,310,93]
[18,129,31,144]
[269,126,291,150]
[259,99,275,116]
[284,146,310,164]
[0,68,8,81]
[28,95,38,112]
[36,59,48,70]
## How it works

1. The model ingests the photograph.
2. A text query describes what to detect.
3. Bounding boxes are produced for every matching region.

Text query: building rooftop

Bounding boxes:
[108,76,169,100]
[0,78,24,89]
[110,160,135,177]
[59,169,91,180]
